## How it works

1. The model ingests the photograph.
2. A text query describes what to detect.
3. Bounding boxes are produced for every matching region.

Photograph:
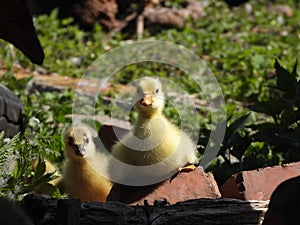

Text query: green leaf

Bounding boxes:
[292,60,298,79]
[219,114,250,158]
[274,59,296,92]
[279,126,300,142]
[34,157,46,180]
[222,113,250,148]
[227,113,250,134]
[252,128,282,146]
[33,172,56,185]
[247,122,277,130]
[248,99,287,121]
[230,135,252,160]
[35,181,57,196]
[0,133,19,168]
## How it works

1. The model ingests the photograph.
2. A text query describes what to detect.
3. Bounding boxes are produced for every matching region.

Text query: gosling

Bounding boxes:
[59,125,112,202]
[110,77,198,184]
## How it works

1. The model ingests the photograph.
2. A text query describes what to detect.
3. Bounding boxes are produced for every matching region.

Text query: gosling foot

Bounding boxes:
[178,164,196,173]
[169,164,196,182]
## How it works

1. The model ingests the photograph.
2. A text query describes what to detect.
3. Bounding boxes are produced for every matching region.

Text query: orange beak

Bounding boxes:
[141,94,153,106]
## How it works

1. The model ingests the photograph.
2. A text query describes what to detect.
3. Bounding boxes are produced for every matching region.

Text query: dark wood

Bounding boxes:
[55,199,81,225]
[22,194,268,225]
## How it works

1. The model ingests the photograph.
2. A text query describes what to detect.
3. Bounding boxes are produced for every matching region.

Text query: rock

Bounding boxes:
[270,5,293,17]
[107,166,221,205]
[58,0,149,32]
[220,161,300,200]
[72,0,120,31]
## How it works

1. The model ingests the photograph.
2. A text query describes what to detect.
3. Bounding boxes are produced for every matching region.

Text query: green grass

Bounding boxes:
[1,0,300,198]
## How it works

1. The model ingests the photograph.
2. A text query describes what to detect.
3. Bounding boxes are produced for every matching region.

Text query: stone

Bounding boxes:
[107,166,221,205]
[220,161,300,200]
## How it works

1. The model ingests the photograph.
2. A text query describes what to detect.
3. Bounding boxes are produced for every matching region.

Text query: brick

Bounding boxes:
[107,167,221,205]
[220,161,300,200]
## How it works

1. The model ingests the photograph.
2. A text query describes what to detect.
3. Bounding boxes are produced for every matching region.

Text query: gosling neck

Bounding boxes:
[136,109,163,120]
[133,110,164,139]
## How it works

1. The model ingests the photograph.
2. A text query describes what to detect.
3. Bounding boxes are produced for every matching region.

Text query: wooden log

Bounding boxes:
[22,194,268,225]
[55,199,81,225]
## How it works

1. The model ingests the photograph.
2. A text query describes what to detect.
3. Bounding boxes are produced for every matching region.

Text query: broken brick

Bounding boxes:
[220,161,300,200]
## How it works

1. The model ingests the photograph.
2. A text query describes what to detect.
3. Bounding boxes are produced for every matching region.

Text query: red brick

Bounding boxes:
[107,167,221,205]
[220,162,300,200]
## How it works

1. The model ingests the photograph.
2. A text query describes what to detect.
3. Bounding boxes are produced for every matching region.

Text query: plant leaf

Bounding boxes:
[248,99,287,121]
[35,181,57,196]
[279,126,300,142]
[227,113,250,134]
[0,133,19,167]
[274,59,296,93]
[34,157,46,180]
[292,60,298,79]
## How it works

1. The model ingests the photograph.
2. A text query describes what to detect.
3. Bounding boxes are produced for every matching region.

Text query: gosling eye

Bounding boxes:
[155,88,159,94]
[68,137,74,146]
[83,135,89,144]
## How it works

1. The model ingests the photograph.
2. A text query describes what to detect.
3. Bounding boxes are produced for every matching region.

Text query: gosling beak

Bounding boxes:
[141,94,153,106]
[75,144,86,157]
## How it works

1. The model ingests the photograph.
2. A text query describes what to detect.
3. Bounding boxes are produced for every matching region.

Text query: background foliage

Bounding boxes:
[0,0,300,197]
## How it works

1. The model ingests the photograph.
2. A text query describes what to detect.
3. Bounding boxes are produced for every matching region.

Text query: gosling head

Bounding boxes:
[64,125,96,160]
[133,77,165,116]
